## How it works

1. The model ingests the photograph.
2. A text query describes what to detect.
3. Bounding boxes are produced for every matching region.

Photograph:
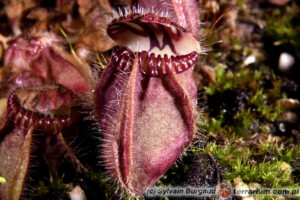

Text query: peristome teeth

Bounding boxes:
[111,47,134,72]
[156,55,164,75]
[171,56,180,72]
[7,90,76,134]
[148,53,157,76]
[138,51,198,76]
[164,54,171,74]
[112,47,198,76]
[139,51,148,74]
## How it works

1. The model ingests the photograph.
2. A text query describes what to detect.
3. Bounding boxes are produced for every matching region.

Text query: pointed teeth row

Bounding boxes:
[138,51,198,76]
[111,47,135,73]
[111,47,198,76]
[7,91,78,134]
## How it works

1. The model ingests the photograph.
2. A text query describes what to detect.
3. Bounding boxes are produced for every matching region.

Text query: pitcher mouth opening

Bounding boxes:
[106,7,200,76]
[7,85,79,133]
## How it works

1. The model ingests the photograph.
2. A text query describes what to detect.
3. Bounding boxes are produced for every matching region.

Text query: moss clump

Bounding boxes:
[203,143,299,188]
[265,3,300,56]
[198,62,299,198]
[30,179,69,199]
[203,65,286,138]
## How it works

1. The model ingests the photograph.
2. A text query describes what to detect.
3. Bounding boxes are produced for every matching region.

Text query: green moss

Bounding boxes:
[200,108,257,138]
[250,87,283,122]
[259,140,300,164]
[232,109,256,136]
[30,179,69,199]
[203,65,286,138]
[205,66,264,95]
[203,143,252,165]
[226,161,293,187]
[201,111,225,135]
[265,2,300,56]
[203,143,299,188]
[266,5,299,41]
